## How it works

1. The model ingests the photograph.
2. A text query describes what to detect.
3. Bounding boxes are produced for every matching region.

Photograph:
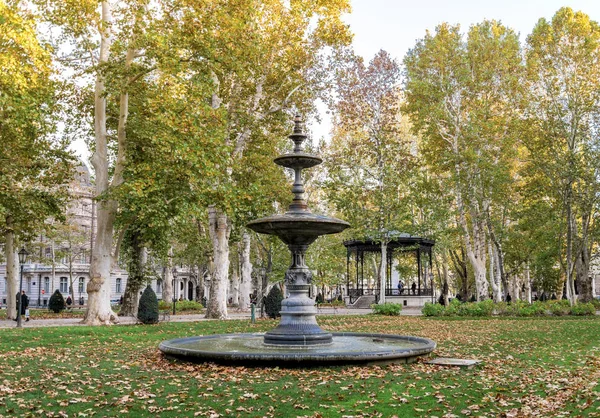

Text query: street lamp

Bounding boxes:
[16,247,29,328]
[172,268,177,315]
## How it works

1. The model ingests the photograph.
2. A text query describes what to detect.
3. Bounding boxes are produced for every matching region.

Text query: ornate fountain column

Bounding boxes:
[247,116,350,346]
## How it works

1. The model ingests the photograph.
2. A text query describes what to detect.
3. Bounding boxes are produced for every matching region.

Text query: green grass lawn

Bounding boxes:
[0,315,599,417]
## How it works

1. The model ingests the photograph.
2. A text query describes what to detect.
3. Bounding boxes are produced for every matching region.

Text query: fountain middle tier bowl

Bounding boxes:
[246,213,350,245]
[274,152,322,169]
[159,333,436,366]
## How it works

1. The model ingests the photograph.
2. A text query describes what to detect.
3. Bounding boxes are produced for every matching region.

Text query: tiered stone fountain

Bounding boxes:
[159,116,435,365]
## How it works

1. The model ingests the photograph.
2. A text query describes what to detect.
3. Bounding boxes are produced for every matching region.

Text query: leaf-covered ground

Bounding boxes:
[0,315,598,417]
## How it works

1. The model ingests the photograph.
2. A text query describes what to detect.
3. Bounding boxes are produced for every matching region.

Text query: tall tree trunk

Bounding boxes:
[161,247,174,303]
[577,225,593,303]
[489,242,502,302]
[84,1,119,325]
[206,206,231,319]
[525,261,532,303]
[239,232,252,310]
[231,245,240,306]
[120,232,146,317]
[5,217,18,320]
[437,252,450,306]
[565,193,577,305]
[51,241,56,295]
[450,247,468,301]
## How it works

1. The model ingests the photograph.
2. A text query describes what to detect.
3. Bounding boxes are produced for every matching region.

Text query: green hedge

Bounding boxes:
[422,299,597,317]
[371,303,402,316]
[158,300,204,311]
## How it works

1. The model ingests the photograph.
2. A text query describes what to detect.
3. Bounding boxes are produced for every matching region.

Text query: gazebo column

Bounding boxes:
[346,248,350,295]
[417,248,421,296]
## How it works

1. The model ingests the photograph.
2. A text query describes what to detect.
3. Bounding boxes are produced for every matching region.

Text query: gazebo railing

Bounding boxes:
[385,288,433,296]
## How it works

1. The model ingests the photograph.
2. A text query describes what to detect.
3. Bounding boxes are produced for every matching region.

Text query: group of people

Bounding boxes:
[397,281,418,295]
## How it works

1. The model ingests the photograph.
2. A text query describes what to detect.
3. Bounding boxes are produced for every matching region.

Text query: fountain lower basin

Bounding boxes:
[159,333,436,366]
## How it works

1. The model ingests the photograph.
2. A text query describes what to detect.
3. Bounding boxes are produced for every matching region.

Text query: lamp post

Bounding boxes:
[172,268,177,315]
[16,247,29,328]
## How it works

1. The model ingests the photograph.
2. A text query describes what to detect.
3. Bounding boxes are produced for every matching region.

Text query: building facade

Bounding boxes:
[0,162,198,308]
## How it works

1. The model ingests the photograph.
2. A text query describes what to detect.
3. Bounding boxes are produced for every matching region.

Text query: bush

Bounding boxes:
[519,301,547,317]
[570,302,596,316]
[48,290,66,313]
[444,298,461,316]
[547,299,570,316]
[137,285,159,324]
[456,300,494,317]
[264,285,283,319]
[315,293,324,304]
[158,300,204,311]
[371,302,402,316]
[422,302,445,317]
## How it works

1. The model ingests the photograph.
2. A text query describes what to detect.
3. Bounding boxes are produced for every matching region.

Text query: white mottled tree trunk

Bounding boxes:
[206,206,230,319]
[84,1,119,325]
[231,247,240,306]
[162,247,174,302]
[239,232,252,310]
[525,262,532,303]
[4,219,18,320]
[379,241,387,304]
[489,242,502,302]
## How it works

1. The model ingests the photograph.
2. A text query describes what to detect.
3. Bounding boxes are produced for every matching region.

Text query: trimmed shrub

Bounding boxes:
[48,290,66,313]
[547,299,570,316]
[519,301,547,317]
[137,285,159,324]
[570,302,596,316]
[456,300,494,317]
[265,285,283,319]
[371,302,402,316]
[158,300,204,311]
[422,302,445,317]
[444,298,461,316]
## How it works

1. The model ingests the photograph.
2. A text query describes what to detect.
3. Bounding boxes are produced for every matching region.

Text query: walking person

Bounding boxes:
[21,290,30,322]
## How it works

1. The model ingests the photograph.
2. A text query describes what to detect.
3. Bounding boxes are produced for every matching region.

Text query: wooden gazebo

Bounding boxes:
[344,234,435,304]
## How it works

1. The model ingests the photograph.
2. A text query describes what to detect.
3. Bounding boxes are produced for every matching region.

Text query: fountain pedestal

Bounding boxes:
[263,244,332,345]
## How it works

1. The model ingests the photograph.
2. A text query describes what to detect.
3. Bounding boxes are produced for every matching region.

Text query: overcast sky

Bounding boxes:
[310,0,600,141]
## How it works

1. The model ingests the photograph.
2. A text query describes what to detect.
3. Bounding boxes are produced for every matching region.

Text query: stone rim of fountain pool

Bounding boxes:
[159,332,436,365]
[159,115,436,366]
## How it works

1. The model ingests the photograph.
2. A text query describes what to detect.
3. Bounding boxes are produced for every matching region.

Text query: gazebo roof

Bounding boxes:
[343,233,435,253]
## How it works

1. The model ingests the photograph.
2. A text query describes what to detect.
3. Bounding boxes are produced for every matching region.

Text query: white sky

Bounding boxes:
[71,0,600,158]
[311,0,600,141]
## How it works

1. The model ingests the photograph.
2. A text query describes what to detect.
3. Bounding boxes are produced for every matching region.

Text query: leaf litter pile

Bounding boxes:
[0,315,598,417]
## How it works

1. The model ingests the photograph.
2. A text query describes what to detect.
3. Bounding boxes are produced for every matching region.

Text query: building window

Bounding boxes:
[44,277,50,293]
[60,277,68,293]
[78,277,85,294]
[156,280,162,293]
[116,278,122,293]
[27,278,31,293]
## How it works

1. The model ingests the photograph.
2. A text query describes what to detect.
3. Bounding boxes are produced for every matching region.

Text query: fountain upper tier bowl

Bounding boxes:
[246,212,350,245]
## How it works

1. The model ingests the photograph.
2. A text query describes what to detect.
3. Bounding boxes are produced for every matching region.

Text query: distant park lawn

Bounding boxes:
[0,316,598,417]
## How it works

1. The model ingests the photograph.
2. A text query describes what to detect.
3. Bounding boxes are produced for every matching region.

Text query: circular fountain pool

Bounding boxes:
[159,333,436,366]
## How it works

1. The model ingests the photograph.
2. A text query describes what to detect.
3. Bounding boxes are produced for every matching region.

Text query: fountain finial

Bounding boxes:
[290,115,306,153]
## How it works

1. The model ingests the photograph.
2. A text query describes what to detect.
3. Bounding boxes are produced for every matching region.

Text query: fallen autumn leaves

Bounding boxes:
[0,315,598,417]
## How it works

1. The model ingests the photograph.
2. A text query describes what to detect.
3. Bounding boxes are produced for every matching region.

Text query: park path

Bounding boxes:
[0,307,423,329]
